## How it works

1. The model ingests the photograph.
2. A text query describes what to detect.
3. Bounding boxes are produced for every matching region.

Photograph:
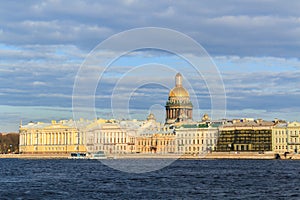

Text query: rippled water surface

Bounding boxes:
[0,159,300,199]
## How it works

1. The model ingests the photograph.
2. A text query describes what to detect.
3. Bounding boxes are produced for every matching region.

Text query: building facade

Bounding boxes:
[19,120,87,154]
[136,132,176,154]
[85,119,136,154]
[272,123,288,154]
[286,122,300,153]
[273,121,300,154]
[217,119,274,152]
[175,123,219,155]
[85,114,163,155]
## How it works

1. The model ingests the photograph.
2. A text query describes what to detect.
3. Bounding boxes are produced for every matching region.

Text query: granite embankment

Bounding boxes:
[0,154,69,159]
[1,152,299,159]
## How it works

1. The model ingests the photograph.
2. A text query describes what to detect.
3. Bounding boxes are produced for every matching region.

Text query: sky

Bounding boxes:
[1,0,300,132]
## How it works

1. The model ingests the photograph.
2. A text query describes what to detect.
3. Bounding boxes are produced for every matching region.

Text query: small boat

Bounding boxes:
[89,151,107,160]
[68,152,88,159]
[274,153,281,159]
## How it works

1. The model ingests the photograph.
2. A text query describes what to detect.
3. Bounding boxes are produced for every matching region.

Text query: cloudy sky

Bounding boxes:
[1,0,300,132]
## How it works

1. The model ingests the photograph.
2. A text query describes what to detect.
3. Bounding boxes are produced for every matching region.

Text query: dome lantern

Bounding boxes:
[175,73,182,87]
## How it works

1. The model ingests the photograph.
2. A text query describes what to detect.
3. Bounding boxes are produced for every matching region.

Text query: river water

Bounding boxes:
[0,159,299,199]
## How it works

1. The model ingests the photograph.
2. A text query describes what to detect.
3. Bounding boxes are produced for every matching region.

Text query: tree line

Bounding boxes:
[0,133,19,154]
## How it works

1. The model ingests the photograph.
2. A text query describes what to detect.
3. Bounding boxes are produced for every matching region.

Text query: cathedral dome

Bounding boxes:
[169,86,189,97]
[169,73,189,97]
[165,72,193,124]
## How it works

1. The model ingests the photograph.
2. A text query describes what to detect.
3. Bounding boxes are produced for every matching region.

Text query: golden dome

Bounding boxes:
[169,86,189,97]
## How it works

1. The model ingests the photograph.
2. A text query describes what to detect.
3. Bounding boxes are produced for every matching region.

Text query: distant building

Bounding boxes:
[85,119,136,154]
[286,122,300,153]
[136,132,176,154]
[272,122,288,154]
[273,121,300,154]
[217,119,274,152]
[175,122,219,155]
[85,114,163,155]
[19,119,88,154]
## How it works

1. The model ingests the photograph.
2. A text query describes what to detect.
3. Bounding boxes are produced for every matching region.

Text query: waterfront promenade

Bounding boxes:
[1,152,300,160]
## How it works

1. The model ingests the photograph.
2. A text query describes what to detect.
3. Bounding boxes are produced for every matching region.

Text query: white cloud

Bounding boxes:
[0,1,299,57]
[32,81,47,86]
[1,0,300,131]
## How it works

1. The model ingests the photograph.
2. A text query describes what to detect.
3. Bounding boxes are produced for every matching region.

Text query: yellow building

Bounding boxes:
[272,121,300,154]
[136,132,176,154]
[272,123,288,153]
[19,120,87,154]
[287,122,300,153]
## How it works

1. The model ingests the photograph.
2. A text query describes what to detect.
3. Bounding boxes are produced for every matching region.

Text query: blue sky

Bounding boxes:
[1,0,300,132]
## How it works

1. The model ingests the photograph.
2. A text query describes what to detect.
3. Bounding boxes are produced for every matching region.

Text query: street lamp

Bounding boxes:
[228,144,232,153]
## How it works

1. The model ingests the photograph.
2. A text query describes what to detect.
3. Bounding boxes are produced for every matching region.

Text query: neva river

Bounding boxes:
[1,159,300,199]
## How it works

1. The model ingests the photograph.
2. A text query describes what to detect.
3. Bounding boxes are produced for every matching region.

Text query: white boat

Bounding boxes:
[68,152,88,159]
[89,151,107,160]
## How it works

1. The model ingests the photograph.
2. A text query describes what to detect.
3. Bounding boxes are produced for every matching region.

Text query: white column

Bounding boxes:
[30,132,33,145]
[70,132,72,145]
[64,132,67,145]
[20,133,23,146]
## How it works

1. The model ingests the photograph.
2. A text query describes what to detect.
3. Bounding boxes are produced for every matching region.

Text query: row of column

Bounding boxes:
[166,108,192,119]
[20,132,78,146]
[94,131,127,144]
